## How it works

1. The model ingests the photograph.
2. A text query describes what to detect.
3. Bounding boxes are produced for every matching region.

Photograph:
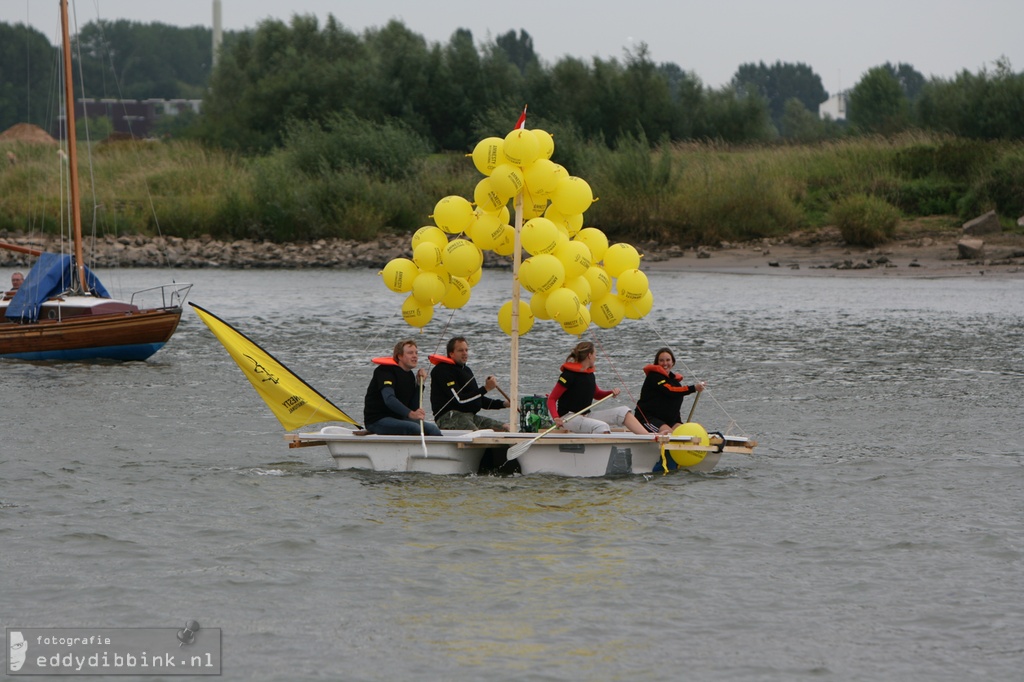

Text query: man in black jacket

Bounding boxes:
[430,337,510,431]
[364,339,442,436]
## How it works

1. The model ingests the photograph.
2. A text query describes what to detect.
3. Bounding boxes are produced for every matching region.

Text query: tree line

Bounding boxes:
[2,15,1023,152]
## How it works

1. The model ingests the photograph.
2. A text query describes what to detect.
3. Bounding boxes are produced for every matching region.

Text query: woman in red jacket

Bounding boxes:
[546,341,648,434]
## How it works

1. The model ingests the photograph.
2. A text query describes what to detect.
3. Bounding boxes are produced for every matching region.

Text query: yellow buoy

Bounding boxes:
[669,422,709,467]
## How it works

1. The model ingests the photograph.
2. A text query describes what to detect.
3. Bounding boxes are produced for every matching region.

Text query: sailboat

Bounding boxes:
[0,0,190,361]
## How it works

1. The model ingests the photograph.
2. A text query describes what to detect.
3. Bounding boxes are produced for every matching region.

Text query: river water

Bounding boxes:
[2,268,1022,681]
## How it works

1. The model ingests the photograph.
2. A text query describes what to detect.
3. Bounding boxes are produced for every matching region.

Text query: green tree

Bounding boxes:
[74,20,212,99]
[732,61,828,132]
[0,23,57,131]
[200,14,364,152]
[780,97,826,141]
[917,58,1024,139]
[695,87,774,142]
[848,66,910,134]
[620,44,675,145]
[883,61,925,101]
[494,30,539,75]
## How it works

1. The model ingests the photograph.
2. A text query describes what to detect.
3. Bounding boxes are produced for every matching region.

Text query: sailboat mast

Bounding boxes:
[60,0,87,294]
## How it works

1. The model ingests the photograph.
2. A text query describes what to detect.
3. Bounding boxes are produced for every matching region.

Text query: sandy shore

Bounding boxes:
[644,226,1024,279]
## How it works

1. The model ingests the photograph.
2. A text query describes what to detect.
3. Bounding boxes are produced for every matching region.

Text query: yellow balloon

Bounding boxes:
[545,287,581,320]
[544,205,583,237]
[670,422,710,467]
[550,176,594,215]
[498,299,534,336]
[471,136,504,176]
[411,225,449,251]
[583,265,612,301]
[574,227,609,262]
[467,267,483,287]
[590,294,625,329]
[412,242,444,272]
[616,268,649,301]
[442,275,471,309]
[380,257,418,293]
[401,293,434,328]
[412,271,448,305]
[521,186,550,220]
[530,290,552,320]
[523,158,560,196]
[532,129,554,159]
[432,195,475,234]
[554,240,592,280]
[564,275,592,307]
[493,228,515,257]
[521,217,559,255]
[469,212,507,251]
[491,205,511,224]
[561,306,591,336]
[489,163,524,201]
[473,177,506,213]
[442,239,482,279]
[624,289,654,320]
[503,128,541,167]
[521,253,565,293]
[603,243,641,277]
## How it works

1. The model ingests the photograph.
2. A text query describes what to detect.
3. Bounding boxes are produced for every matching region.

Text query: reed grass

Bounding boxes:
[3,132,1023,246]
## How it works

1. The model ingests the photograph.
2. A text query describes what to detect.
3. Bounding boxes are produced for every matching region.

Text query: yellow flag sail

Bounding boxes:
[191,303,360,431]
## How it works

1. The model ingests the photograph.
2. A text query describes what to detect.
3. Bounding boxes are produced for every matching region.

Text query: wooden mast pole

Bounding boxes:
[510,191,522,430]
[60,0,87,294]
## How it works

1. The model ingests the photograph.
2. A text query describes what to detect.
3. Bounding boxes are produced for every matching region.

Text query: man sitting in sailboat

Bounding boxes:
[429,336,510,432]
[363,339,442,436]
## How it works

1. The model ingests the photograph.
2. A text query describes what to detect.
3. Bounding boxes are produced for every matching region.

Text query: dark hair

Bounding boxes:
[567,341,595,363]
[393,339,417,362]
[653,347,675,365]
[446,336,467,356]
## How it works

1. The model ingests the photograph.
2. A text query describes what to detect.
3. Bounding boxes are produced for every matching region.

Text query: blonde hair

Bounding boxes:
[566,341,595,363]
[392,339,417,362]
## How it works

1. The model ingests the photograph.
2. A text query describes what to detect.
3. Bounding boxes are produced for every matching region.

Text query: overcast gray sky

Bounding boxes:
[9,0,1023,92]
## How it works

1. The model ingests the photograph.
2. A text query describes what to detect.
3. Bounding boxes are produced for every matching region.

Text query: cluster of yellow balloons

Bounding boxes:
[379,123,654,335]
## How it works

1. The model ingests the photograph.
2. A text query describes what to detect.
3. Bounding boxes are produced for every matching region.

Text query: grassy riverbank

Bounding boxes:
[3,133,1023,246]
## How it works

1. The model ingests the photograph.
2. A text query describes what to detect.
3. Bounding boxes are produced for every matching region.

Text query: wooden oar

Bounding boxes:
[686,390,701,423]
[418,376,428,457]
[507,394,614,460]
[494,384,519,413]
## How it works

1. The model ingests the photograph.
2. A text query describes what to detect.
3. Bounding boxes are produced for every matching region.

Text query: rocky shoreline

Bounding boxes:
[2,225,1023,277]
[0,232,689,271]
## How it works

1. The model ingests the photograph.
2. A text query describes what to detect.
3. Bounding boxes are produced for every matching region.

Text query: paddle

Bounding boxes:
[686,390,701,423]
[494,383,519,413]
[418,375,428,457]
[507,394,614,460]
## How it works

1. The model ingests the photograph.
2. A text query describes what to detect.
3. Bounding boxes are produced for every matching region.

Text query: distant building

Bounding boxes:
[818,92,847,121]
[54,99,203,139]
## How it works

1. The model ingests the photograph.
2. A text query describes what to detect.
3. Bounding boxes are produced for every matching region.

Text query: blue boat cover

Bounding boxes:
[5,253,111,323]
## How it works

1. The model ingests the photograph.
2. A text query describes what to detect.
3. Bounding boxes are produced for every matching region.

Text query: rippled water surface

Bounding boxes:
[3,269,1022,681]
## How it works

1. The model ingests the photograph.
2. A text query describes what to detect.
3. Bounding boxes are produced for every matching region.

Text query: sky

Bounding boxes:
[8,0,1024,92]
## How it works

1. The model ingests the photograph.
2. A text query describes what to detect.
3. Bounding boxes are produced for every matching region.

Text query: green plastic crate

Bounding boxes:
[519,394,554,433]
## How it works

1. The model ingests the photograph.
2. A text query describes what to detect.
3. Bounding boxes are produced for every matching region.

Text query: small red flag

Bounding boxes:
[514,105,528,130]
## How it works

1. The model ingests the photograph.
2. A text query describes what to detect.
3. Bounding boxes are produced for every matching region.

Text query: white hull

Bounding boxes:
[290,427,754,477]
[292,426,490,475]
